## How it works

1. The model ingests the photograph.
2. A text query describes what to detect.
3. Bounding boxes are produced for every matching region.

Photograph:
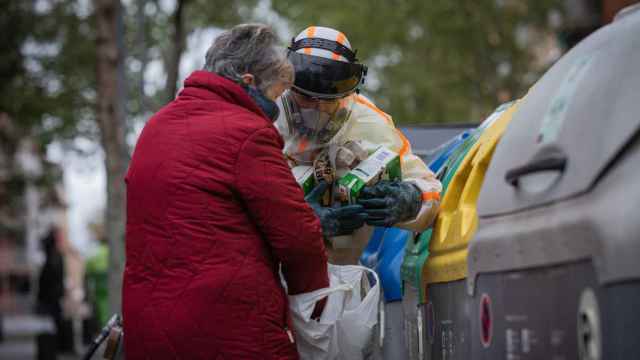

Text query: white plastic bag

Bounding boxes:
[288,264,381,360]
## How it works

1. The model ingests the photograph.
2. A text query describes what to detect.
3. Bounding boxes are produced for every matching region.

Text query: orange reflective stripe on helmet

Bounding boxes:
[332,32,346,60]
[304,27,316,55]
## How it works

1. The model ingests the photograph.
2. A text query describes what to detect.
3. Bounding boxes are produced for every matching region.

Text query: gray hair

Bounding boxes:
[204,24,292,93]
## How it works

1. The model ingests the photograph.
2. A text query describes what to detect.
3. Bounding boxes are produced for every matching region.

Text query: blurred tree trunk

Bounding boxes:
[165,0,190,103]
[94,0,128,315]
[137,0,148,114]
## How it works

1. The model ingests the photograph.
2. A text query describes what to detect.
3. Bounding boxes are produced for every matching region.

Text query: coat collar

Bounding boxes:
[179,70,268,120]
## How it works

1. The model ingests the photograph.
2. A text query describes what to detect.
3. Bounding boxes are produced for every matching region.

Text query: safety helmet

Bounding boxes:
[287,26,367,100]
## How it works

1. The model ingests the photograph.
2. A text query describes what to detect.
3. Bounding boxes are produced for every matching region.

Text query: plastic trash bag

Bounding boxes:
[288,264,381,360]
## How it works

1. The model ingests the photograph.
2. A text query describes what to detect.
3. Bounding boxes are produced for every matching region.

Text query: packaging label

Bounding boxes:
[336,146,401,204]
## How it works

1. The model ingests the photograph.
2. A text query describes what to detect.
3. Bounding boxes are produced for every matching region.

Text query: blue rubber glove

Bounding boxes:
[305,181,368,237]
[357,180,422,227]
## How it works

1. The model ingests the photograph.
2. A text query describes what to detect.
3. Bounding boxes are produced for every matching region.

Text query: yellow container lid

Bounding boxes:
[423,101,520,285]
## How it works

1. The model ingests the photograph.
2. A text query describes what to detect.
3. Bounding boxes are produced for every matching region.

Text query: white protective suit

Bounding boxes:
[276,92,442,264]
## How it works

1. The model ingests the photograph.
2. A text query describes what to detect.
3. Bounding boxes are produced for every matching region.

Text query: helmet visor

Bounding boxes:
[288,51,366,99]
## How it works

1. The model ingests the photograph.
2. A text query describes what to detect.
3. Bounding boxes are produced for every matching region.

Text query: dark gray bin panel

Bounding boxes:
[477,9,640,218]
[601,280,640,359]
[423,280,471,360]
[470,261,600,360]
[470,262,640,360]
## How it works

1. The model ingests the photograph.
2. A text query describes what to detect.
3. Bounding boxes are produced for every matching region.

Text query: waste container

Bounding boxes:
[469,5,640,360]
[400,141,474,360]
[400,101,517,359]
[359,125,475,359]
[360,227,411,359]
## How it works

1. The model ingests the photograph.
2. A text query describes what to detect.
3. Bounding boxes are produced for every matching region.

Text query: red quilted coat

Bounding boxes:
[123,71,329,359]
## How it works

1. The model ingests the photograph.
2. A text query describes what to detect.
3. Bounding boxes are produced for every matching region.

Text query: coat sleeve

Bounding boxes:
[234,127,329,295]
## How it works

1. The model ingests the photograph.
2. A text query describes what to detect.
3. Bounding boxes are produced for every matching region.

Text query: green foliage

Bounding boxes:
[272,0,561,124]
[0,0,96,143]
[123,0,260,116]
[0,0,565,140]
[186,0,259,29]
[1,0,260,145]
[0,0,95,243]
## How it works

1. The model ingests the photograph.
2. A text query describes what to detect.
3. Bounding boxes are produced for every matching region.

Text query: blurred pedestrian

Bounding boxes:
[83,236,108,344]
[36,228,64,355]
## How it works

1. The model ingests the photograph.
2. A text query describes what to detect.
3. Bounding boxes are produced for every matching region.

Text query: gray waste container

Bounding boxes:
[468,4,640,360]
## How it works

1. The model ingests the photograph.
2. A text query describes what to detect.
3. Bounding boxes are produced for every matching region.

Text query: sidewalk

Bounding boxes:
[0,314,82,360]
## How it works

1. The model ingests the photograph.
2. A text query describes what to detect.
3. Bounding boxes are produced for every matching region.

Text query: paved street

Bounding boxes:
[0,314,84,360]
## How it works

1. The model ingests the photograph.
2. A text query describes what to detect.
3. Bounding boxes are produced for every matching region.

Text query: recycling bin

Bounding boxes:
[469,6,640,360]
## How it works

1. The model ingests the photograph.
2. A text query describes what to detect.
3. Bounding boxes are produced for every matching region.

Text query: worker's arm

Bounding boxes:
[396,150,441,232]
[348,105,441,232]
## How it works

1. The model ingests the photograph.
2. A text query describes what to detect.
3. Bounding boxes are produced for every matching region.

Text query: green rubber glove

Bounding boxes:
[357,180,422,227]
[305,181,368,237]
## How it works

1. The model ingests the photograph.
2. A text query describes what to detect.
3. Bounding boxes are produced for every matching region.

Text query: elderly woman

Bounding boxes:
[123,24,338,359]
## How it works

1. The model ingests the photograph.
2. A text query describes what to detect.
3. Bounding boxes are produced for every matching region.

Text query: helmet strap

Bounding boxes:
[289,37,359,63]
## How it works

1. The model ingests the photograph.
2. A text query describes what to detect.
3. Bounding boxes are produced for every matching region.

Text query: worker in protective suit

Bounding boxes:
[275,26,442,264]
